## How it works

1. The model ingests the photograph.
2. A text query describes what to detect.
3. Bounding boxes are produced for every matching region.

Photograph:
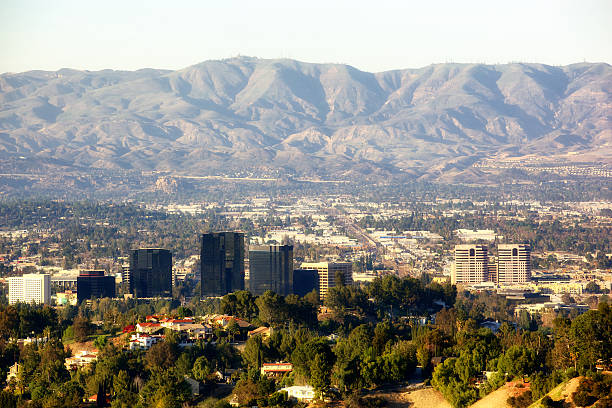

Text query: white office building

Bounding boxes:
[452,245,489,284]
[8,274,51,305]
[497,244,531,284]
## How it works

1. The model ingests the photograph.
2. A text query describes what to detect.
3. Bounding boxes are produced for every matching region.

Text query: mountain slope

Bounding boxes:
[0,58,610,178]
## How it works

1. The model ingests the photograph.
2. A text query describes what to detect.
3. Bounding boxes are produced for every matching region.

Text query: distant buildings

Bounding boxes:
[65,350,98,371]
[128,249,172,298]
[300,262,352,299]
[497,244,531,284]
[76,270,116,302]
[261,362,293,377]
[55,290,78,306]
[201,232,245,296]
[455,229,497,242]
[452,245,489,284]
[281,385,315,402]
[453,244,532,285]
[248,245,293,296]
[8,273,51,305]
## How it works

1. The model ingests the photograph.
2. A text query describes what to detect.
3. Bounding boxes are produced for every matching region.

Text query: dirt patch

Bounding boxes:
[66,339,97,355]
[561,376,582,405]
[404,387,452,408]
[470,381,531,408]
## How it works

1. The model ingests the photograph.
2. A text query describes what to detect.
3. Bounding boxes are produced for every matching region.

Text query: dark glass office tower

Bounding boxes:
[293,268,319,297]
[76,270,116,302]
[248,245,293,296]
[128,248,172,298]
[201,232,245,296]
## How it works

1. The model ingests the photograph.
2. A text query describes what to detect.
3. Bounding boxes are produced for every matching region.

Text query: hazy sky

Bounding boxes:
[1,0,611,73]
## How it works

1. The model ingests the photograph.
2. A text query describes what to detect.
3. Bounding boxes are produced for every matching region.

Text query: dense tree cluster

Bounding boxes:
[431,302,612,407]
[0,270,610,407]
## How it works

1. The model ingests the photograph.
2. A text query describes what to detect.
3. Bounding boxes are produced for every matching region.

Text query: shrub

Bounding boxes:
[540,396,563,408]
[507,390,532,408]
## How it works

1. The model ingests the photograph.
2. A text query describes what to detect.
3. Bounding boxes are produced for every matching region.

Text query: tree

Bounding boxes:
[94,335,108,350]
[0,390,17,408]
[226,319,240,342]
[192,356,211,382]
[417,346,432,372]
[584,281,601,294]
[0,305,19,340]
[73,317,90,343]
[113,370,136,405]
[176,306,192,318]
[138,369,191,408]
[498,346,537,381]
[569,303,612,372]
[292,338,335,385]
[242,335,266,370]
[256,291,287,327]
[310,353,333,398]
[146,341,176,370]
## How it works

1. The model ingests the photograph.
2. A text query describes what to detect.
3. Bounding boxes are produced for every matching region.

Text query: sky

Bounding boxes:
[1,0,611,74]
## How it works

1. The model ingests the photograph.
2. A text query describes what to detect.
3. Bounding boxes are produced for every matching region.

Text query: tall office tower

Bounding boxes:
[300,262,353,300]
[452,245,489,284]
[293,269,319,297]
[8,274,51,305]
[201,232,245,296]
[497,244,531,284]
[120,263,131,291]
[76,270,116,302]
[248,245,293,296]
[128,248,172,298]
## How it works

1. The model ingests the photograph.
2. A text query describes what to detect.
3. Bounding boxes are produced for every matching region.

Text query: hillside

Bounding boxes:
[1,58,611,180]
[470,381,531,408]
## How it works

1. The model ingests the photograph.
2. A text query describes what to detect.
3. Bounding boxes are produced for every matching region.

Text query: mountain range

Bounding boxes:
[1,57,610,180]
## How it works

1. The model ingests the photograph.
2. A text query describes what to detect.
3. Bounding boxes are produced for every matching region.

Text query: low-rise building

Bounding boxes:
[261,362,292,377]
[136,322,162,334]
[281,385,315,402]
[65,350,98,371]
[210,315,253,330]
[248,326,273,338]
[514,302,590,318]
[7,363,20,383]
[55,290,78,306]
[129,333,164,350]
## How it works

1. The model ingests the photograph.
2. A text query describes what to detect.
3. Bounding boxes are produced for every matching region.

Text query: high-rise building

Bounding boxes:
[293,269,319,297]
[128,248,172,298]
[201,232,245,296]
[452,245,489,284]
[497,244,531,284]
[76,270,116,302]
[300,262,352,300]
[8,274,51,305]
[248,245,293,296]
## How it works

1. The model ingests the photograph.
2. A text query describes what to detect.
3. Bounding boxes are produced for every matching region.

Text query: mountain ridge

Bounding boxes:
[1,57,610,180]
